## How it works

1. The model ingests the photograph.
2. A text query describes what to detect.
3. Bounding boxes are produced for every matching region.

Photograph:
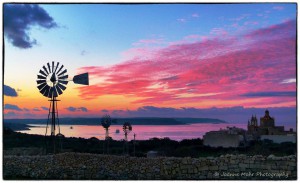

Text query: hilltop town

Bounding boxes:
[203,110,296,148]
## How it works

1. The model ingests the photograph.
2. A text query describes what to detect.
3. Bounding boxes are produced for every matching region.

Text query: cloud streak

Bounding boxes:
[78,19,296,108]
[4,4,57,48]
[66,106,88,112]
[4,85,18,97]
[241,91,296,97]
[4,104,22,111]
[41,106,49,111]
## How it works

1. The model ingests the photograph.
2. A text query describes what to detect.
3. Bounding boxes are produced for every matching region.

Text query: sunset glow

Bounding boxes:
[4,3,296,123]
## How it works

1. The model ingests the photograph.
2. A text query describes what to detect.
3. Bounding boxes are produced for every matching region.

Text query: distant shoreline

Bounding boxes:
[4,117,227,125]
[4,117,227,131]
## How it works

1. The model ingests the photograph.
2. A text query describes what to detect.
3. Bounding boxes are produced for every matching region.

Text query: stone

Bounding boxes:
[209,166,218,171]
[3,153,298,180]
[198,165,209,171]
[267,154,276,160]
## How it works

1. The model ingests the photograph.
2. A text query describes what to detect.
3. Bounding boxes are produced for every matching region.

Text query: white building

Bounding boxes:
[203,127,246,148]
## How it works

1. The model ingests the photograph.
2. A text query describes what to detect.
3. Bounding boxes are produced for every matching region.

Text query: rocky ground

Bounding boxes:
[3,152,297,180]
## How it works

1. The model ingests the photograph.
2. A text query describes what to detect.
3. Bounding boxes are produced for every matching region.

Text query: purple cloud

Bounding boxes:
[4,111,16,117]
[66,106,88,112]
[4,85,18,97]
[4,104,22,111]
[78,107,88,112]
[32,108,41,111]
[4,4,57,48]
[66,107,77,112]
[41,106,49,111]
[241,91,296,97]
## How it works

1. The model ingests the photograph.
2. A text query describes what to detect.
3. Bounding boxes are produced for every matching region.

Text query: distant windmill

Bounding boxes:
[36,61,89,153]
[123,122,132,155]
[101,114,112,154]
[133,133,136,157]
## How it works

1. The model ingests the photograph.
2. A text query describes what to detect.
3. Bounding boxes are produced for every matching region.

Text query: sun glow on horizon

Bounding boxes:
[4,3,296,121]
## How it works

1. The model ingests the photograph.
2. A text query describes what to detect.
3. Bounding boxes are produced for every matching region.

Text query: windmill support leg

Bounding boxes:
[46,96,60,154]
[124,133,128,155]
[105,129,109,154]
[51,96,56,154]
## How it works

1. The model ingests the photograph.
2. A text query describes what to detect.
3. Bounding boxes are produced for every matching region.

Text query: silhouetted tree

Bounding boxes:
[123,122,132,155]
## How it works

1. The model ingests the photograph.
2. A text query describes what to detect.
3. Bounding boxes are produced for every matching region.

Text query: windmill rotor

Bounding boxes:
[36,61,69,98]
[101,114,112,129]
[123,122,132,134]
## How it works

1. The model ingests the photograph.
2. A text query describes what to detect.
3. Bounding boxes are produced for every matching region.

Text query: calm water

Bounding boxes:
[18,123,249,141]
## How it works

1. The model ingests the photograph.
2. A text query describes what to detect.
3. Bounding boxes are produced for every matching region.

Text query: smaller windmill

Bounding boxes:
[101,114,112,154]
[123,122,132,155]
[133,133,136,157]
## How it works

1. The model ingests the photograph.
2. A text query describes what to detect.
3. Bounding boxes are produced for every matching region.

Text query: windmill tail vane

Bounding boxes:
[73,72,89,85]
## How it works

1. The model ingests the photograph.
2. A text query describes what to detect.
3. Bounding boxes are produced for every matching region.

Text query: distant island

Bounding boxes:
[4,117,226,131]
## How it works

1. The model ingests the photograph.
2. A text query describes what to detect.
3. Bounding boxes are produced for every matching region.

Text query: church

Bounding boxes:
[247,109,295,141]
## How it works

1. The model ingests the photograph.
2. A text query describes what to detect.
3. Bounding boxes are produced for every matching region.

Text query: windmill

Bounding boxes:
[133,133,136,157]
[101,114,112,154]
[36,61,89,153]
[123,122,132,155]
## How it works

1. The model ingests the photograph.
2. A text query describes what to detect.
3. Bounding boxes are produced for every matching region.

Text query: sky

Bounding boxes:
[3,3,297,125]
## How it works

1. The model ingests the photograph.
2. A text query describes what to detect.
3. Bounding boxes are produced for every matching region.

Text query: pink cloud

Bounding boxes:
[230,14,251,22]
[132,38,165,47]
[184,34,202,40]
[192,13,199,18]
[244,21,259,25]
[177,18,186,23]
[77,19,296,108]
[210,28,228,36]
[273,6,284,10]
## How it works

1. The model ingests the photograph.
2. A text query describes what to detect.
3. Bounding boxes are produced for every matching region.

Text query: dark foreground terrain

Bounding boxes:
[4,152,296,180]
[3,128,296,157]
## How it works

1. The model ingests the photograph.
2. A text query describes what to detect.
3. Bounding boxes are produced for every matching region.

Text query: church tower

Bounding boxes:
[260,109,275,127]
[247,114,258,133]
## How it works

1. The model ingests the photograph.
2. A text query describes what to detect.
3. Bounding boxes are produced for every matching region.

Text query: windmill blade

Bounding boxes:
[58,80,68,85]
[57,82,67,91]
[73,73,89,85]
[54,62,60,73]
[58,69,67,77]
[37,82,47,90]
[43,66,49,75]
[52,61,55,73]
[39,70,47,77]
[56,64,64,75]
[47,63,51,74]
[41,85,50,97]
[58,75,68,80]
[55,85,63,95]
[37,74,46,80]
[37,79,46,85]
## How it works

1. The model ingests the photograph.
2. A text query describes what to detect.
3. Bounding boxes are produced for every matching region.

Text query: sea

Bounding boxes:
[17,123,249,141]
[16,122,297,141]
